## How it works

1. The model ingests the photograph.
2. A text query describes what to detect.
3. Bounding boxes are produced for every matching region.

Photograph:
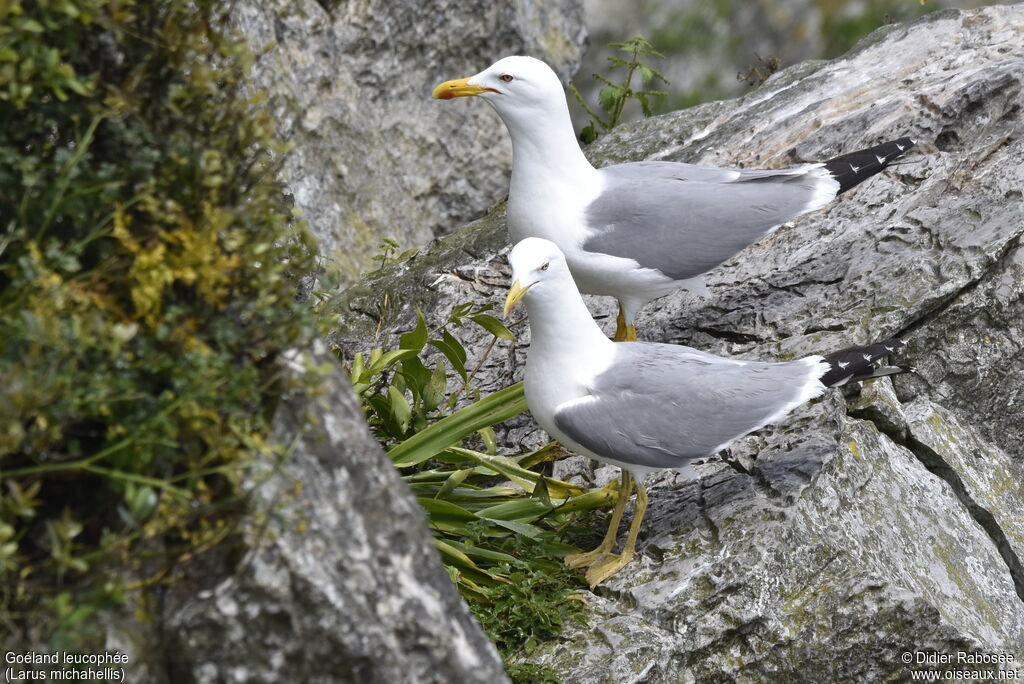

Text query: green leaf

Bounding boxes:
[422,360,447,412]
[418,497,479,533]
[368,394,401,437]
[532,477,552,508]
[637,92,652,117]
[399,355,432,400]
[429,335,468,382]
[359,348,418,382]
[446,447,585,498]
[470,313,515,340]
[435,468,474,499]
[442,329,467,364]
[481,517,545,539]
[477,426,497,454]
[444,538,517,564]
[389,382,527,467]
[449,301,474,325]
[399,310,428,351]
[388,385,411,434]
[598,85,621,112]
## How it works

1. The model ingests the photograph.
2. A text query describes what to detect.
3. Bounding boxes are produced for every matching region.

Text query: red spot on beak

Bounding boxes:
[437,91,454,100]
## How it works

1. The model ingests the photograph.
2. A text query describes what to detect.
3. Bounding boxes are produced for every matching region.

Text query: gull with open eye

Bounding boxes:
[435,56,917,342]
[503,237,914,586]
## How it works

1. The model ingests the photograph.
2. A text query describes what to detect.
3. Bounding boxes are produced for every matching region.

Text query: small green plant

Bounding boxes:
[737,53,782,87]
[343,302,617,679]
[343,308,617,598]
[570,36,669,143]
[470,539,586,684]
[470,543,584,653]
[1,0,318,647]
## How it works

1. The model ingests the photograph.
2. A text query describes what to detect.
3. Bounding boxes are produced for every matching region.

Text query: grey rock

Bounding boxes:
[232,0,586,283]
[105,346,509,684]
[529,390,1023,682]
[330,6,1024,681]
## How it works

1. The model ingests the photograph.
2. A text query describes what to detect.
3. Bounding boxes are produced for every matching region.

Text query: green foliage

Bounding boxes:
[0,0,318,644]
[346,301,616,673]
[506,663,563,684]
[470,538,586,683]
[470,543,584,653]
[570,36,669,144]
[345,308,616,582]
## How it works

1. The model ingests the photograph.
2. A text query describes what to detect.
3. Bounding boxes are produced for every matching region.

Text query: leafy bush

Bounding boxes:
[0,0,317,644]
[344,304,615,681]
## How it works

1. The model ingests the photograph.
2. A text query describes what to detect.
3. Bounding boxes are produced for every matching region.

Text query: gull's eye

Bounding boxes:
[499,74,514,83]
[539,262,550,271]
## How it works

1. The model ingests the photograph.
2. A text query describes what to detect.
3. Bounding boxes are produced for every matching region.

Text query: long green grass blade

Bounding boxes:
[388,382,526,467]
[445,446,585,498]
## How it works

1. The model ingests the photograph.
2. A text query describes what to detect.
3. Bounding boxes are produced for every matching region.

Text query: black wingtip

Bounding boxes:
[819,337,914,388]
[822,137,917,194]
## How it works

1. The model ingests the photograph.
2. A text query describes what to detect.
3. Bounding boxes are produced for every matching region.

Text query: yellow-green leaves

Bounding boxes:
[351,306,522,442]
[0,0,100,108]
[1,0,319,645]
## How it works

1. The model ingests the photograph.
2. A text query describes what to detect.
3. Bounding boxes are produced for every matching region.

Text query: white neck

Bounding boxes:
[492,99,598,190]
[523,275,612,367]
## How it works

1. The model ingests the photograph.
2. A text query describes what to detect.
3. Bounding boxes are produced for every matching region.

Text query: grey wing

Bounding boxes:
[597,160,817,184]
[553,344,826,470]
[584,163,838,280]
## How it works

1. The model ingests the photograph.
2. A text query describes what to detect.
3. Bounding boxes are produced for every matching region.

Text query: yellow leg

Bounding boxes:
[565,471,633,569]
[613,306,638,342]
[584,481,649,588]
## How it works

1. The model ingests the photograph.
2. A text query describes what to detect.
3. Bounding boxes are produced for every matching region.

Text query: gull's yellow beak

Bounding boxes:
[433,77,495,100]
[503,280,532,316]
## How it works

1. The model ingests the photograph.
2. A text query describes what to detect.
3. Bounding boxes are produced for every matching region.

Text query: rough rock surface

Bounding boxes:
[105,347,509,684]
[330,6,1024,681]
[232,0,586,281]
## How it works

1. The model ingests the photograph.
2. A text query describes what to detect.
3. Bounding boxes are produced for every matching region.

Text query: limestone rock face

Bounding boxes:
[232,0,586,281]
[106,346,509,684]
[330,6,1024,681]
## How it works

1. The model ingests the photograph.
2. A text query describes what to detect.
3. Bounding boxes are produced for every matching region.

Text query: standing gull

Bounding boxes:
[435,56,917,341]
[503,238,913,586]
